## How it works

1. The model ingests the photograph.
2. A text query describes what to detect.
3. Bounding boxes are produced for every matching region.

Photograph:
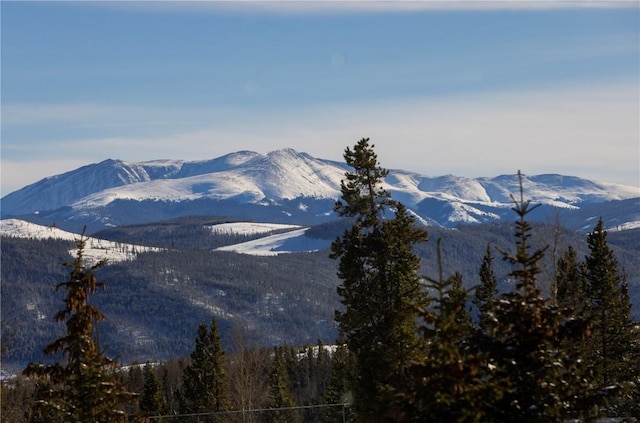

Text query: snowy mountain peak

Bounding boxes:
[1,149,638,232]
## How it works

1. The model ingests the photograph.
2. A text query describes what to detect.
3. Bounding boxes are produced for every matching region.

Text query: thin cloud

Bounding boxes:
[2,104,231,127]
[80,0,639,15]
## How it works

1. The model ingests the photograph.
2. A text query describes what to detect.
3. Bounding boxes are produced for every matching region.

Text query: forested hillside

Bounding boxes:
[1,236,340,374]
[2,219,639,375]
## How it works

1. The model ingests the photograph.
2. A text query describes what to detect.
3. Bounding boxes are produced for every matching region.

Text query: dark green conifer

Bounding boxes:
[488,172,600,422]
[23,231,134,423]
[180,317,230,420]
[446,271,473,328]
[139,362,164,417]
[330,138,428,422]
[556,245,587,316]
[404,241,496,423]
[583,219,639,415]
[473,244,499,334]
[266,348,298,423]
[322,335,353,423]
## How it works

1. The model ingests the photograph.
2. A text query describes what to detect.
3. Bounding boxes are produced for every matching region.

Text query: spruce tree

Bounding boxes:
[403,240,496,422]
[473,244,499,334]
[139,362,164,417]
[488,173,600,422]
[556,245,587,316]
[446,271,473,328]
[23,232,134,422]
[330,138,428,422]
[321,335,353,423]
[266,348,298,423]
[583,219,638,415]
[180,317,230,421]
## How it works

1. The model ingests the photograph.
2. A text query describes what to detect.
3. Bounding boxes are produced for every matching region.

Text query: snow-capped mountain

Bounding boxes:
[2,149,638,233]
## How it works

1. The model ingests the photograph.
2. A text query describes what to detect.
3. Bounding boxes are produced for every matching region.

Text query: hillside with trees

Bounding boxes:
[1,140,639,421]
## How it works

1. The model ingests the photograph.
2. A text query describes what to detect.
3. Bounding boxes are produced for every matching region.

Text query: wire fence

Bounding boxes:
[146,402,351,422]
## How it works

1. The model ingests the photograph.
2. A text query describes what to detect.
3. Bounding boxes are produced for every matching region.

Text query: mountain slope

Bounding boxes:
[2,149,638,232]
[0,219,161,263]
[2,217,638,374]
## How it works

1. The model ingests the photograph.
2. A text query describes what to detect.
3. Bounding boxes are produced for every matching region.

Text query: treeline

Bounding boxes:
[3,222,638,372]
[2,318,350,422]
[1,233,345,422]
[3,214,638,371]
[2,139,639,421]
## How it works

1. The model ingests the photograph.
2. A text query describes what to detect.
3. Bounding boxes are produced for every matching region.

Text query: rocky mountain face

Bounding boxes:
[2,149,639,233]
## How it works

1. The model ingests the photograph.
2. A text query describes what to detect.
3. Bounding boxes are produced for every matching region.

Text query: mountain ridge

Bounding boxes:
[2,149,638,232]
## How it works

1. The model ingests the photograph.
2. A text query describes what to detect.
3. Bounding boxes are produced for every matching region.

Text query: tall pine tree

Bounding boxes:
[583,219,638,415]
[556,245,587,317]
[23,230,134,423]
[180,317,230,421]
[473,244,499,334]
[403,240,497,422]
[487,172,600,422]
[266,348,298,423]
[139,362,164,417]
[330,138,428,422]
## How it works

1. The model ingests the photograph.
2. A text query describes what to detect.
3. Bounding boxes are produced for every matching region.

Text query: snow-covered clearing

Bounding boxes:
[208,222,301,236]
[608,221,640,232]
[0,218,161,263]
[215,227,331,256]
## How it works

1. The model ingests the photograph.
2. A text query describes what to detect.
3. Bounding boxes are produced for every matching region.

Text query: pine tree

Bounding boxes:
[446,271,473,329]
[23,230,134,423]
[314,340,332,401]
[487,172,600,422]
[403,240,496,423]
[321,335,353,423]
[330,138,428,422]
[583,219,638,415]
[180,317,230,421]
[553,245,599,416]
[139,362,164,417]
[473,244,499,334]
[556,245,587,316]
[266,348,298,423]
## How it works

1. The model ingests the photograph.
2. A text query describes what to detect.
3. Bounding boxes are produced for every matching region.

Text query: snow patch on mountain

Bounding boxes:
[215,227,330,256]
[0,218,161,263]
[608,221,640,232]
[208,222,302,236]
[478,174,638,206]
[446,201,502,225]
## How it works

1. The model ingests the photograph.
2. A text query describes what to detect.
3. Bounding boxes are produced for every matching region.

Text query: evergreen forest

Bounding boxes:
[1,139,639,422]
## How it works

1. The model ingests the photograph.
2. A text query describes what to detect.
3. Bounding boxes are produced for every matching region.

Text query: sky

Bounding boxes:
[1,1,639,196]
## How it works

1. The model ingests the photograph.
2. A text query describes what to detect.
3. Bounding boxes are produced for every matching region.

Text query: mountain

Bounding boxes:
[2,149,638,233]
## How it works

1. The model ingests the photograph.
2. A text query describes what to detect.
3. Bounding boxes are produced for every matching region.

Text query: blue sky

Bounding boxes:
[1,1,639,196]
